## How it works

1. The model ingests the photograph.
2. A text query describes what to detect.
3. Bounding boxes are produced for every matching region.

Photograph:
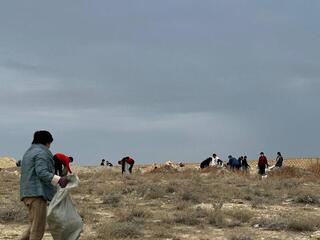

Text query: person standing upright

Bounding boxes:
[20,130,68,240]
[258,152,269,175]
[241,156,250,170]
[275,152,284,168]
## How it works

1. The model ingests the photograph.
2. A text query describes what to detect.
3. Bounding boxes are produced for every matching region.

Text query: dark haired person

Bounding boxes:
[106,160,113,167]
[100,159,105,166]
[241,156,250,170]
[258,152,269,176]
[118,156,135,174]
[53,153,73,176]
[20,130,68,240]
[200,157,212,169]
[227,155,238,170]
[236,156,243,170]
[210,153,222,167]
[275,152,284,168]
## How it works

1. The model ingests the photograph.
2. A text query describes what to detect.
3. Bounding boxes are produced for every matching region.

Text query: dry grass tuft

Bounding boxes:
[268,166,308,178]
[253,213,320,232]
[309,162,320,175]
[103,194,122,207]
[97,221,142,239]
[0,207,27,223]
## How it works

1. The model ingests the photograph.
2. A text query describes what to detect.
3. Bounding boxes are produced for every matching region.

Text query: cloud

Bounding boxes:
[0,1,319,163]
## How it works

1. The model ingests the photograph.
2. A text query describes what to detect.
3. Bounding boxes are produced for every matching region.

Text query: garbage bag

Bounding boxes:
[47,174,83,240]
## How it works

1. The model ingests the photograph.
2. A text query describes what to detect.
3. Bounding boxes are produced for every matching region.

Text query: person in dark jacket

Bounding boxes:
[100,159,105,166]
[258,152,269,175]
[118,156,135,174]
[227,155,238,169]
[241,156,250,170]
[20,130,68,240]
[275,152,284,168]
[200,157,212,169]
[236,156,243,170]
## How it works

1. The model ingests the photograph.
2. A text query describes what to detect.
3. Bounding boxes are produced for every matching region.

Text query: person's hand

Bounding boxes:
[58,177,69,188]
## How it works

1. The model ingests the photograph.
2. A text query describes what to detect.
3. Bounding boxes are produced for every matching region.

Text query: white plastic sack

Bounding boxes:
[47,174,83,240]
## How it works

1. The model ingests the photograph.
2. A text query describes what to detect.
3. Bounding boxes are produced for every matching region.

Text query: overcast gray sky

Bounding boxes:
[1,1,319,165]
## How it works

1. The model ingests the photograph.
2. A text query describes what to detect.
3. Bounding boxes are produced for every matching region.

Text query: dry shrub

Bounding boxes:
[293,192,320,204]
[207,208,253,228]
[176,201,192,211]
[97,221,142,239]
[268,166,307,178]
[135,184,166,199]
[224,209,254,223]
[309,163,320,175]
[79,206,97,224]
[172,211,201,226]
[0,207,27,223]
[200,166,221,174]
[118,208,151,223]
[228,231,254,240]
[287,215,320,232]
[180,190,200,203]
[103,194,122,207]
[208,209,229,227]
[253,213,320,232]
[144,186,166,199]
[166,181,179,193]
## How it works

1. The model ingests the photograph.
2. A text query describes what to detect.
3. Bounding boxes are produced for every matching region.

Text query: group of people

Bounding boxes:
[100,157,135,174]
[200,151,284,176]
[19,129,286,240]
[100,159,113,166]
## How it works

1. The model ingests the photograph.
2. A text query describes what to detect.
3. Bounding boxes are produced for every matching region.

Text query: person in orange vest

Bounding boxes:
[53,153,73,176]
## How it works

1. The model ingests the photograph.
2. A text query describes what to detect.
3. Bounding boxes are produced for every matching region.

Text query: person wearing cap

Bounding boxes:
[53,153,73,177]
[258,152,269,175]
[20,130,68,240]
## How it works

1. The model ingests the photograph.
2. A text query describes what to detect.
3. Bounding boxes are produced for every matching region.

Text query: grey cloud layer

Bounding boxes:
[0,1,319,163]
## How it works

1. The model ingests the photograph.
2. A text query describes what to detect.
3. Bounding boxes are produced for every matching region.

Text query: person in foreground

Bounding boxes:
[20,130,68,240]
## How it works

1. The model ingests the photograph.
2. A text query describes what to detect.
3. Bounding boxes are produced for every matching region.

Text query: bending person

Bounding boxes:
[53,153,73,176]
[118,156,135,174]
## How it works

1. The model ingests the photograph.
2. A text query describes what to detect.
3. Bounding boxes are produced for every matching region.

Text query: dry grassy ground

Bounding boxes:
[1,163,320,240]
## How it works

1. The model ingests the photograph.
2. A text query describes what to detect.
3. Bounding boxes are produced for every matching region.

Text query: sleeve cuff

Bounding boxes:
[51,175,61,186]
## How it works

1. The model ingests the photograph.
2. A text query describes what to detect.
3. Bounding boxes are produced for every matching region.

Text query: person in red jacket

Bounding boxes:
[258,152,269,176]
[54,153,73,176]
[118,156,135,174]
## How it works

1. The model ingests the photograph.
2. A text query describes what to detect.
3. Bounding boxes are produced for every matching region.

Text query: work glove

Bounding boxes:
[58,176,69,188]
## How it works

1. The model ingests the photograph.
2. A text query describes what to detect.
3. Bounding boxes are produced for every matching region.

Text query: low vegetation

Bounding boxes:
[1,165,320,239]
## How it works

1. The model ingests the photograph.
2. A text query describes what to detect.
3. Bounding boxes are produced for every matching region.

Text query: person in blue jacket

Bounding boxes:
[228,155,238,169]
[20,130,68,240]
